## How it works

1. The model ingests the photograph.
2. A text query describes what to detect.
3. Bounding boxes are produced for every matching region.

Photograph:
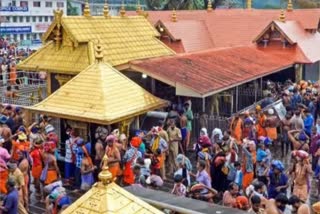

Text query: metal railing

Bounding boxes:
[0,71,46,106]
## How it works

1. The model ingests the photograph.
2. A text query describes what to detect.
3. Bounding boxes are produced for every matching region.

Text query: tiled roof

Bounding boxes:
[27,62,167,125]
[18,15,174,74]
[18,41,90,74]
[157,20,214,52]
[128,9,320,49]
[130,46,300,97]
[62,182,163,214]
[271,20,320,63]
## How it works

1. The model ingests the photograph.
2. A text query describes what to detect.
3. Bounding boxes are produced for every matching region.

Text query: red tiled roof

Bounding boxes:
[158,20,214,52]
[130,46,304,97]
[129,9,320,49]
[274,21,320,63]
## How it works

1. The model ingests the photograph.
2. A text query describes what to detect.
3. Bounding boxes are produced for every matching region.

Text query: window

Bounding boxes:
[19,16,23,22]
[33,1,41,7]
[39,16,43,22]
[26,34,31,40]
[32,33,37,40]
[57,2,64,8]
[19,34,24,41]
[20,1,28,7]
[45,1,52,7]
[12,16,17,23]
[13,35,18,42]
[50,16,54,21]
[26,17,30,22]
[12,1,16,6]
[44,16,48,22]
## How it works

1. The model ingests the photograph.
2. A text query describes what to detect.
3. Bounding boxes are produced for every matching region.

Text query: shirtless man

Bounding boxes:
[288,195,310,214]
[281,113,292,157]
[265,193,288,214]
[288,130,309,151]
[17,151,29,210]
[105,135,121,180]
[81,144,95,191]
[0,115,12,151]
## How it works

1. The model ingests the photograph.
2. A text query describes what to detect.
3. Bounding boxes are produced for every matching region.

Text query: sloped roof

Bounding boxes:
[27,62,167,125]
[130,46,300,97]
[156,20,214,52]
[253,20,320,63]
[18,15,174,74]
[128,9,320,50]
[62,182,163,214]
[18,41,91,74]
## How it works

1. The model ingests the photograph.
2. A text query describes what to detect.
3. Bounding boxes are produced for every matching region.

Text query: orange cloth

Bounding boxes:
[12,141,30,161]
[45,169,58,185]
[32,164,43,179]
[231,118,243,145]
[266,127,277,140]
[242,171,254,190]
[9,66,17,85]
[0,170,8,194]
[123,162,134,185]
[256,115,267,137]
[293,184,308,202]
[108,163,120,179]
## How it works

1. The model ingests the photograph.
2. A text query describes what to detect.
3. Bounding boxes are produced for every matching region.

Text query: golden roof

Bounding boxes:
[62,155,163,214]
[17,41,90,74]
[26,62,167,125]
[62,182,163,214]
[17,14,174,74]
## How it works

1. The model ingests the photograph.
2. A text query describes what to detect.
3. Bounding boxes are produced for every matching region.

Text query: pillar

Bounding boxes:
[202,97,206,112]
[151,78,156,94]
[295,64,303,82]
[47,72,52,95]
[235,86,239,112]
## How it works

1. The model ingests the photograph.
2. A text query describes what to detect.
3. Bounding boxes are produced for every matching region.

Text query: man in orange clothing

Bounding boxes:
[230,114,243,145]
[0,136,10,194]
[11,133,30,162]
[256,106,267,138]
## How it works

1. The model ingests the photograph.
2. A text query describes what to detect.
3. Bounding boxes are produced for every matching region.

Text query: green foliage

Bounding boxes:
[67,0,79,16]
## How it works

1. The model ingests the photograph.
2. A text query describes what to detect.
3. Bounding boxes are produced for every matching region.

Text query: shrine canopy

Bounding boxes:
[62,156,164,214]
[26,50,168,125]
[17,5,174,75]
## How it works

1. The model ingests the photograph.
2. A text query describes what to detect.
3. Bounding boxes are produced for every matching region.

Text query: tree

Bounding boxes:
[67,0,79,16]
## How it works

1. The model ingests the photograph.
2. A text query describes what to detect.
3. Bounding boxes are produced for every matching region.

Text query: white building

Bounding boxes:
[0,0,67,46]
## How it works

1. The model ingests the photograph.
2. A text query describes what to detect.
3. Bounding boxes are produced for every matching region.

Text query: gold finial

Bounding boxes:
[207,0,212,12]
[171,8,177,22]
[119,2,126,17]
[279,9,286,22]
[94,42,104,62]
[136,0,142,14]
[98,155,113,185]
[247,0,252,9]
[287,0,293,11]
[83,0,91,17]
[103,0,109,17]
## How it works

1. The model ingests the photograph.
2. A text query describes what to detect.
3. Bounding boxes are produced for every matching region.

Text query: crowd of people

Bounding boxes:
[0,80,320,214]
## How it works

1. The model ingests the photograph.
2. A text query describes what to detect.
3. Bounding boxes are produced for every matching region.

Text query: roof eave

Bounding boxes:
[26,101,168,125]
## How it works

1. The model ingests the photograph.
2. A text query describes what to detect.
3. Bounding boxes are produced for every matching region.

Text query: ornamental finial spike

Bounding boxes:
[207,0,212,12]
[279,9,286,22]
[103,0,109,17]
[94,41,104,62]
[287,0,293,11]
[83,0,91,17]
[136,0,142,14]
[120,2,126,17]
[171,8,177,22]
[247,0,252,9]
[98,155,113,185]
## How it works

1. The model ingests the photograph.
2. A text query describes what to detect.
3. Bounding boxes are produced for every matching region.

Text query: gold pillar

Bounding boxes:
[119,118,134,137]
[295,64,303,82]
[47,72,52,95]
